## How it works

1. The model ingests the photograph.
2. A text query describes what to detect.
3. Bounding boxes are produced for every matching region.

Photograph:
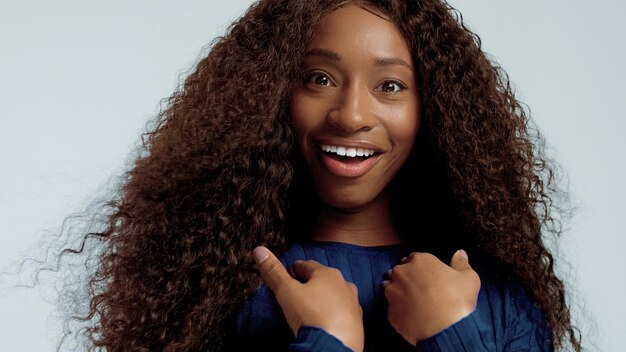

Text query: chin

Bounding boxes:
[317,191,377,213]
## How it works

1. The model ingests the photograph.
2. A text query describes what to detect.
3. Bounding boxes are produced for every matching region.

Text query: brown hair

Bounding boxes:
[53,0,581,351]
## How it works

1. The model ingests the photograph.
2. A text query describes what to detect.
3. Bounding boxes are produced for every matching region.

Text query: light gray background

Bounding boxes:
[1,1,624,351]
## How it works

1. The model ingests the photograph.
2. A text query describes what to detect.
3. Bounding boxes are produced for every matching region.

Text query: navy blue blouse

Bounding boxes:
[231,241,553,351]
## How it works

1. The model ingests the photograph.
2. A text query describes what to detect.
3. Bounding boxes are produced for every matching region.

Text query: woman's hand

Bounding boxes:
[383,250,480,345]
[252,246,364,352]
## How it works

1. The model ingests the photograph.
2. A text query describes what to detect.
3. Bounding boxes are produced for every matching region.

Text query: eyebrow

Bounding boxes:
[373,56,413,70]
[305,48,413,70]
[305,48,341,61]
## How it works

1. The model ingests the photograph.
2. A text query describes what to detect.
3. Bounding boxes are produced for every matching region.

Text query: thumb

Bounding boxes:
[253,246,293,294]
[450,249,472,271]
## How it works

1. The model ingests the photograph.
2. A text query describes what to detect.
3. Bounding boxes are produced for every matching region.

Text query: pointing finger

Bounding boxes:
[292,259,327,281]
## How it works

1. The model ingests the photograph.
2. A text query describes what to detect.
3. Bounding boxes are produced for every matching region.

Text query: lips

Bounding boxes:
[316,143,382,178]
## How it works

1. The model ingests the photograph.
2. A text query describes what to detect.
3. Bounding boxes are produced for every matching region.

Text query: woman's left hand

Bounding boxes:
[383,250,480,345]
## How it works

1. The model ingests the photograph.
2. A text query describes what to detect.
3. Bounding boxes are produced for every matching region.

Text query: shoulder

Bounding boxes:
[418,265,553,351]
[471,266,554,350]
[230,243,320,339]
[228,280,292,349]
[474,266,544,321]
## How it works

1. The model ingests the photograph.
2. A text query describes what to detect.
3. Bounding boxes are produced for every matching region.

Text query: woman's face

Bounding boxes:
[291,4,420,211]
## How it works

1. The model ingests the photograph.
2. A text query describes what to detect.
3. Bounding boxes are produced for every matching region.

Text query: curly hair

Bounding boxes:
[54,0,581,351]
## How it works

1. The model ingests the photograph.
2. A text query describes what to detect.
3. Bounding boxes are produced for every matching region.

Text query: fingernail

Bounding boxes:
[459,249,468,261]
[382,280,390,286]
[385,269,393,278]
[253,246,270,264]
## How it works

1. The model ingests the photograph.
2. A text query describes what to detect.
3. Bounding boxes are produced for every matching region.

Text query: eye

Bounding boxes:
[305,72,334,87]
[376,80,405,93]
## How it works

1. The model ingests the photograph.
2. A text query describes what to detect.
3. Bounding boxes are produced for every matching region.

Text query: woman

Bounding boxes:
[56,0,581,351]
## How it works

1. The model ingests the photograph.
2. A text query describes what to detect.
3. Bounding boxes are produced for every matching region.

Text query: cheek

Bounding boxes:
[389,104,421,150]
[290,94,323,142]
[290,96,305,140]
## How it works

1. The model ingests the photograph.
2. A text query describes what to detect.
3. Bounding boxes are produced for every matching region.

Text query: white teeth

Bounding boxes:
[320,144,376,157]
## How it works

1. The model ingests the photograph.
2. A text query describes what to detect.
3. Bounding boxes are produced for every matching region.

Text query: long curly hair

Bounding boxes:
[53,0,581,351]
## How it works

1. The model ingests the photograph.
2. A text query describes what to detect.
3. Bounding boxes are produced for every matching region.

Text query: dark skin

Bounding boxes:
[253,5,480,351]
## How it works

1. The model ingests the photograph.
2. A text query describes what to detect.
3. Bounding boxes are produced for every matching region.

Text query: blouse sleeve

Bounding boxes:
[416,279,553,352]
[288,326,354,352]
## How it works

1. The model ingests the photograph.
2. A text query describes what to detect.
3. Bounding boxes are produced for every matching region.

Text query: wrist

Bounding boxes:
[324,325,364,352]
[295,326,362,352]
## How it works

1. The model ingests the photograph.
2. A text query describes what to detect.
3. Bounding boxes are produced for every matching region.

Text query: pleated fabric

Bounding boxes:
[231,241,553,352]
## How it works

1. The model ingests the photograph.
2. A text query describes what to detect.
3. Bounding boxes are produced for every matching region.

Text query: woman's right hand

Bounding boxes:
[252,246,364,352]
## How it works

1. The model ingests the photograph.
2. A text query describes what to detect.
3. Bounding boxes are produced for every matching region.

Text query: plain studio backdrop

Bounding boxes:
[1,1,624,351]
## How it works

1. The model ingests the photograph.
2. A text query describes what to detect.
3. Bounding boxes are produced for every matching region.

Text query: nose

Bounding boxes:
[326,84,376,133]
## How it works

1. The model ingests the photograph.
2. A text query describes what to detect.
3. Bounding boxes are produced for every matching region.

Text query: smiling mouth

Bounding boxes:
[317,144,382,177]
[319,144,380,163]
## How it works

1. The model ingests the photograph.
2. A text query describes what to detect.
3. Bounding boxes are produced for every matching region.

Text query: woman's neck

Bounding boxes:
[310,194,403,247]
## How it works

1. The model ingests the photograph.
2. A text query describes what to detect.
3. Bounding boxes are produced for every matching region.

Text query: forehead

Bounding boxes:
[307,5,412,61]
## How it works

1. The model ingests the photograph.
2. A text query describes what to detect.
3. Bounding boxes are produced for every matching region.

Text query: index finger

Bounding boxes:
[291,259,327,282]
